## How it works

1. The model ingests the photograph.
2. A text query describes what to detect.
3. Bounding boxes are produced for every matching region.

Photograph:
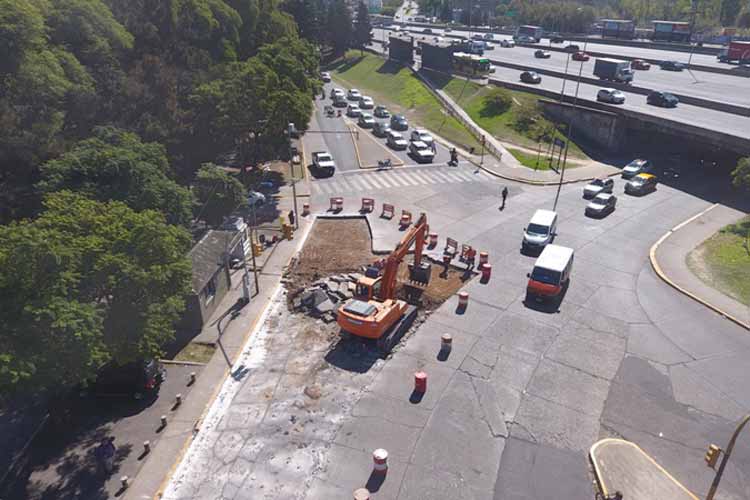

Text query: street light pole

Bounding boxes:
[706,414,750,500]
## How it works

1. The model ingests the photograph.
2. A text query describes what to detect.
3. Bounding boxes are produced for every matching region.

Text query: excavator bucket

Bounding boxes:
[408,261,432,285]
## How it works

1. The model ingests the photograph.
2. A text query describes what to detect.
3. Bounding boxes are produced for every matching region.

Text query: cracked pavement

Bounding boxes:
[163,146,750,499]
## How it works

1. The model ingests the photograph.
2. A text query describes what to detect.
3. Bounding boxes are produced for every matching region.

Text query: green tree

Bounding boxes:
[354,1,373,54]
[481,88,512,116]
[37,127,194,226]
[326,0,352,56]
[732,157,750,191]
[0,191,192,395]
[193,163,246,227]
[282,0,323,43]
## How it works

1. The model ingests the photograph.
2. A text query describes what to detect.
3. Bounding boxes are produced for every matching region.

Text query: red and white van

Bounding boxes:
[526,244,574,302]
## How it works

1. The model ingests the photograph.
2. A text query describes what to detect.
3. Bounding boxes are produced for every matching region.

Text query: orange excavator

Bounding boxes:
[337,213,431,353]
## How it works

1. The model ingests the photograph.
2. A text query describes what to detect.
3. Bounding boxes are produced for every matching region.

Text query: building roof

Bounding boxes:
[188,229,241,292]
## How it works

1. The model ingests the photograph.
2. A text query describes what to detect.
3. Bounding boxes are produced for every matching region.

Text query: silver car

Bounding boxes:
[582,177,614,199]
[597,88,626,104]
[585,193,617,217]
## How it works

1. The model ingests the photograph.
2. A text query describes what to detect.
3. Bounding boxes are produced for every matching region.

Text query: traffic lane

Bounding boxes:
[478,44,750,106]
[349,117,453,166]
[487,63,748,139]
[314,83,361,172]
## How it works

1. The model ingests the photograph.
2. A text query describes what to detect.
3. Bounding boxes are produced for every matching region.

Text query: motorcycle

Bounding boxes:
[377,158,392,169]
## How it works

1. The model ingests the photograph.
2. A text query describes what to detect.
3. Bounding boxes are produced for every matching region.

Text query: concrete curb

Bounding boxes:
[346,122,406,169]
[648,203,750,331]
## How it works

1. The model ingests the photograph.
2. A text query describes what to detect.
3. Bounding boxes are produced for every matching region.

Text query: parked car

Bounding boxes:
[585,193,617,217]
[386,130,408,150]
[410,129,434,147]
[534,49,551,58]
[597,88,626,104]
[499,39,515,48]
[347,88,362,100]
[346,104,362,117]
[83,359,165,399]
[408,140,435,163]
[621,158,652,179]
[247,190,266,207]
[373,121,391,137]
[549,33,564,43]
[632,59,651,70]
[359,96,374,109]
[358,113,375,128]
[374,105,390,118]
[520,71,542,84]
[572,51,590,62]
[312,151,336,176]
[625,173,658,195]
[647,91,679,108]
[660,60,685,71]
[320,71,331,82]
[583,177,614,198]
[390,114,409,130]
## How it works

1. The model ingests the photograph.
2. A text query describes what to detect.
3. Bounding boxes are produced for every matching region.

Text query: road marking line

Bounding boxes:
[431,171,453,183]
[452,170,475,181]
[355,175,376,190]
[442,172,466,183]
[408,171,432,184]
[382,172,404,187]
[365,174,386,189]
[314,182,330,194]
[375,173,396,187]
[346,176,366,190]
[399,172,420,186]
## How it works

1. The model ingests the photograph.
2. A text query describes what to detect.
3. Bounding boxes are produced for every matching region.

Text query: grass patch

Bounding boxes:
[329,52,482,152]
[174,342,216,364]
[688,216,750,306]
[506,147,580,171]
[438,76,589,160]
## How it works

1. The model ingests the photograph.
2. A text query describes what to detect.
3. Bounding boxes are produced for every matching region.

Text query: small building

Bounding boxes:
[181,222,249,334]
[419,39,462,72]
[651,21,690,43]
[600,19,635,39]
[389,35,414,63]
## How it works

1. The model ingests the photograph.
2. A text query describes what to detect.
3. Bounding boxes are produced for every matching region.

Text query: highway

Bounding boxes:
[367,40,749,145]
[379,24,737,71]
[373,28,750,108]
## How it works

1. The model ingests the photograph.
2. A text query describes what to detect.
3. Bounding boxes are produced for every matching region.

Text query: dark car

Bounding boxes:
[647,91,679,108]
[390,114,408,130]
[564,44,580,53]
[520,71,542,84]
[423,28,433,34]
[83,359,165,399]
[660,60,685,71]
[534,49,551,58]
[549,33,564,43]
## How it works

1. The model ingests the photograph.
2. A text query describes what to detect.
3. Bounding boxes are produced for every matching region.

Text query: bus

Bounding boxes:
[651,21,690,43]
[600,19,635,39]
[452,52,491,77]
[514,25,543,43]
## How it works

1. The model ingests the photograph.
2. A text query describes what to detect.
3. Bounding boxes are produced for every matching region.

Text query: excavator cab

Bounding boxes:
[354,277,382,301]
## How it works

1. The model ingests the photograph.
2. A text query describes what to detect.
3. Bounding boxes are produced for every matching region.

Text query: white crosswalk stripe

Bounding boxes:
[314,166,497,194]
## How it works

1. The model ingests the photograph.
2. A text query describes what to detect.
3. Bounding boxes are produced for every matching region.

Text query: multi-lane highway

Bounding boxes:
[373,28,750,108]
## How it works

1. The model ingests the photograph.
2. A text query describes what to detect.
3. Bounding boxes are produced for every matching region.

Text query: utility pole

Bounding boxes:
[287,123,300,230]
[705,414,750,500]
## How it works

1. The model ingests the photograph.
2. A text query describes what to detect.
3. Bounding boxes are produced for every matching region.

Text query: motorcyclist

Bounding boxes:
[449,148,458,166]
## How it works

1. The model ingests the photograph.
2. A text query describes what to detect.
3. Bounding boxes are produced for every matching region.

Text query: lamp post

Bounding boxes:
[286,123,301,230]
[705,414,750,500]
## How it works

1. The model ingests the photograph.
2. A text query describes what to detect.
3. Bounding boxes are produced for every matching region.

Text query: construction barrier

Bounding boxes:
[302,203,310,216]
[458,291,469,308]
[381,203,394,219]
[428,233,438,248]
[373,449,388,473]
[329,197,343,212]
[441,333,453,352]
[481,263,492,281]
[444,238,458,257]
[479,251,488,266]
[361,198,374,213]
[460,245,473,262]
[353,488,370,500]
[414,371,427,393]
[400,210,412,227]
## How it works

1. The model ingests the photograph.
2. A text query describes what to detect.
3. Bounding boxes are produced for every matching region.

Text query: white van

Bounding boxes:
[522,209,558,252]
[526,244,574,302]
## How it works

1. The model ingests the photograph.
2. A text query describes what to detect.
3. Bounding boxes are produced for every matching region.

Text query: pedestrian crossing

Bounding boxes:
[313,166,497,195]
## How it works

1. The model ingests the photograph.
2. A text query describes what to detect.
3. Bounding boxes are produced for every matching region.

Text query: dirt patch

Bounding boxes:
[285,218,377,292]
[396,260,474,311]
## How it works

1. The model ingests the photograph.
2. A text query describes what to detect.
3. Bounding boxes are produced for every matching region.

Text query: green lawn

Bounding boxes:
[689,216,750,306]
[436,75,589,160]
[329,52,482,152]
[505,147,580,171]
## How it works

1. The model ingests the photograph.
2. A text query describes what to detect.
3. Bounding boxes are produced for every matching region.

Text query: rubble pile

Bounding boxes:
[291,272,365,323]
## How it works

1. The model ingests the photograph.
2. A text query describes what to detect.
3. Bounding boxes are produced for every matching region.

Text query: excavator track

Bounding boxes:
[376,305,418,355]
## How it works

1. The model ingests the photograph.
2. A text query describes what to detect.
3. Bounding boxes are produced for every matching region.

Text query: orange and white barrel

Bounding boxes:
[373,449,388,473]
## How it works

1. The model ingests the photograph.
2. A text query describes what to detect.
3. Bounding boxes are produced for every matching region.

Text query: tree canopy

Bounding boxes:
[354,1,373,54]
[732,157,750,191]
[193,163,246,227]
[0,192,192,395]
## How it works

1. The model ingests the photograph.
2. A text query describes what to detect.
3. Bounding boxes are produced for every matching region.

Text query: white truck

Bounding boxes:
[312,151,336,176]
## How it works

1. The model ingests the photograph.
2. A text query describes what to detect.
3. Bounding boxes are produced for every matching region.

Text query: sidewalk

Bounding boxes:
[416,69,621,185]
[123,218,312,500]
[652,203,750,329]
[590,439,699,500]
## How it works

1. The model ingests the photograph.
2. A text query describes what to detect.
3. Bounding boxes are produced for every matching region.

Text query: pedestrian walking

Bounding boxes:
[431,141,436,154]
[288,210,295,227]
[95,437,116,475]
[500,186,509,210]
[449,147,458,167]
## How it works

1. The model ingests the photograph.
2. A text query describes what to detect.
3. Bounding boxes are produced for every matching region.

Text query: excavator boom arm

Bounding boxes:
[379,213,428,300]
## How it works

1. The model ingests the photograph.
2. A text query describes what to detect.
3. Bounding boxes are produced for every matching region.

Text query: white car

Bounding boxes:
[320,72,331,82]
[312,151,336,175]
[346,104,361,117]
[359,96,374,109]
[484,42,495,50]
[393,25,401,32]
[582,177,614,199]
[597,88,626,104]
[247,191,266,207]
[347,88,362,100]
[330,87,344,99]
[409,140,435,163]
[499,39,515,48]
[483,33,494,40]
[585,193,617,217]
[358,113,375,128]
[386,131,408,150]
[410,129,434,147]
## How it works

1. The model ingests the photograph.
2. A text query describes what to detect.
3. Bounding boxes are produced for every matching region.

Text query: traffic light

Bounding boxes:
[705,444,721,468]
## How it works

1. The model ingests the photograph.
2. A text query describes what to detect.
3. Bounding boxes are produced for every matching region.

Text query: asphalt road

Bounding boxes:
[367,41,749,143]
[373,28,750,107]
[382,24,736,71]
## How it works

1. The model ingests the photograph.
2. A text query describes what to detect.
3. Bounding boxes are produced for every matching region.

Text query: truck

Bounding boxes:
[593,58,634,84]
[717,41,750,64]
[312,151,336,176]
[514,25,543,43]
